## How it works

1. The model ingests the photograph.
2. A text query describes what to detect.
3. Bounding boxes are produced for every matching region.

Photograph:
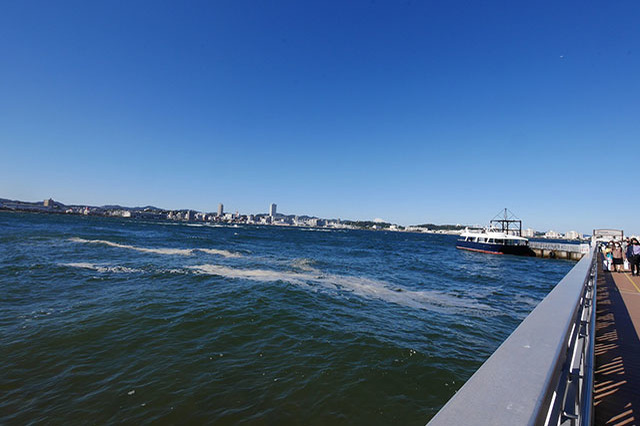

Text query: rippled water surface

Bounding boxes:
[0,212,574,424]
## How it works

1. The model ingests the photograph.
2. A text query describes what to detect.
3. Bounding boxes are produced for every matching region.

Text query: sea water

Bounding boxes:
[0,212,573,424]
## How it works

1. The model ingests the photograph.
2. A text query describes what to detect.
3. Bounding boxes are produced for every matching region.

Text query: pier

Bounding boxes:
[593,267,640,424]
[427,244,640,425]
[529,242,589,261]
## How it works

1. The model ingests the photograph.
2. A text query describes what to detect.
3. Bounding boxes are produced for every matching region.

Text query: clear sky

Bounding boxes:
[1,1,638,234]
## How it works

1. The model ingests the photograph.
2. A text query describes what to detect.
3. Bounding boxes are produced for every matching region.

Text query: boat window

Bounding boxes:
[479,238,486,243]
[488,238,494,243]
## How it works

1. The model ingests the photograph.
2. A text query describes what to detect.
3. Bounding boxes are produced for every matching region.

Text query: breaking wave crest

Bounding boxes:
[69,238,241,258]
[188,264,490,312]
[198,248,243,258]
[188,264,311,286]
[67,238,489,312]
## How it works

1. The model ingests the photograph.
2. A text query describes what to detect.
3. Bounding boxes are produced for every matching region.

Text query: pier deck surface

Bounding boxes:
[594,266,640,425]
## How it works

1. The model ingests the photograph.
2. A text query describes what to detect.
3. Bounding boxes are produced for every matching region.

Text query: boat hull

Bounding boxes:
[456,240,536,256]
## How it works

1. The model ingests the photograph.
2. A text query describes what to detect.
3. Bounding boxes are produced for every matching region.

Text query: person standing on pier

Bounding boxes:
[612,242,624,273]
[604,242,613,271]
[630,238,640,276]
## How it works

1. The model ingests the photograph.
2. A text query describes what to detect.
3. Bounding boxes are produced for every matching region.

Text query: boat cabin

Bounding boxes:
[461,235,528,246]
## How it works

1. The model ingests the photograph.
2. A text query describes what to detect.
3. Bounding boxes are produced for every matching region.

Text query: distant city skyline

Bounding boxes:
[1,2,638,235]
[1,196,596,239]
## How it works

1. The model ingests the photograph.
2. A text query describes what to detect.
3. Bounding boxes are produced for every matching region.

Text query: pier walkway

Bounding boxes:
[594,267,640,425]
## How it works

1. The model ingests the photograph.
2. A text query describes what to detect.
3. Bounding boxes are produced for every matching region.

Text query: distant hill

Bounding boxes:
[100,205,165,211]
[343,220,398,230]
[413,223,481,231]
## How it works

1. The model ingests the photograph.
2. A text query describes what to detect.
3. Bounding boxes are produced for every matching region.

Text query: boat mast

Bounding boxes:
[490,208,522,236]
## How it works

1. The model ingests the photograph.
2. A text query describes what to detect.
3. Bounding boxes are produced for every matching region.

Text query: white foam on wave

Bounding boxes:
[69,238,241,258]
[188,264,311,286]
[198,248,243,258]
[290,258,321,273]
[69,237,193,255]
[63,262,142,273]
[188,263,490,312]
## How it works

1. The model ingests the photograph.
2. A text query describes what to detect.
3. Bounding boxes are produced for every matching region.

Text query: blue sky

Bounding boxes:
[1,1,638,234]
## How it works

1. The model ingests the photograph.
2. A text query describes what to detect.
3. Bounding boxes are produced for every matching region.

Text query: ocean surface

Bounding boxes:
[0,212,574,424]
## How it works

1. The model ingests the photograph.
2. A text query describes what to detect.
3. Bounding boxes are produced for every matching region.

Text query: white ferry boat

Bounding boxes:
[456,209,535,256]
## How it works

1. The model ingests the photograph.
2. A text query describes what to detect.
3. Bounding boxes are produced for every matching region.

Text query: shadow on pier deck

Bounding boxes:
[594,264,640,425]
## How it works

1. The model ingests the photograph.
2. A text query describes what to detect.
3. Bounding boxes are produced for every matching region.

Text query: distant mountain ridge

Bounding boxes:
[0,198,166,211]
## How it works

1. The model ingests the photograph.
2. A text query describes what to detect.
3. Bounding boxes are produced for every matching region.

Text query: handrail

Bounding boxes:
[528,242,591,254]
[427,247,597,426]
[579,264,597,425]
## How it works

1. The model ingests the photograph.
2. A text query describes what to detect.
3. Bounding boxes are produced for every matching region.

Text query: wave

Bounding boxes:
[290,258,321,272]
[198,248,243,258]
[62,262,142,273]
[187,263,490,312]
[188,264,311,285]
[69,238,193,255]
[69,238,241,258]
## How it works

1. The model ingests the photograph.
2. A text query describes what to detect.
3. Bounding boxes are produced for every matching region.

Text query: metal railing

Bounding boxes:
[427,247,597,426]
[529,242,591,254]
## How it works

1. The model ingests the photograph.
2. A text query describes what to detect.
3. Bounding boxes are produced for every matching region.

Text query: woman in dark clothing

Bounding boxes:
[630,238,640,276]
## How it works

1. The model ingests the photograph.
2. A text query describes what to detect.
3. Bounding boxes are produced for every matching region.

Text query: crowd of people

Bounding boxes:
[603,238,640,276]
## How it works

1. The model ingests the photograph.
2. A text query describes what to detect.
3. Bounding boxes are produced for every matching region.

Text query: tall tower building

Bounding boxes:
[269,203,277,217]
[218,203,224,216]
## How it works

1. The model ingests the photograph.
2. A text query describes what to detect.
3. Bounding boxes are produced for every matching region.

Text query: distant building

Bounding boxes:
[522,228,536,238]
[270,203,277,216]
[565,230,580,240]
[544,230,562,239]
[44,198,54,207]
[217,203,224,216]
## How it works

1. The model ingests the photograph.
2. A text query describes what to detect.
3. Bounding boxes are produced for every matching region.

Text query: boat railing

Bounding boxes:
[427,246,597,425]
